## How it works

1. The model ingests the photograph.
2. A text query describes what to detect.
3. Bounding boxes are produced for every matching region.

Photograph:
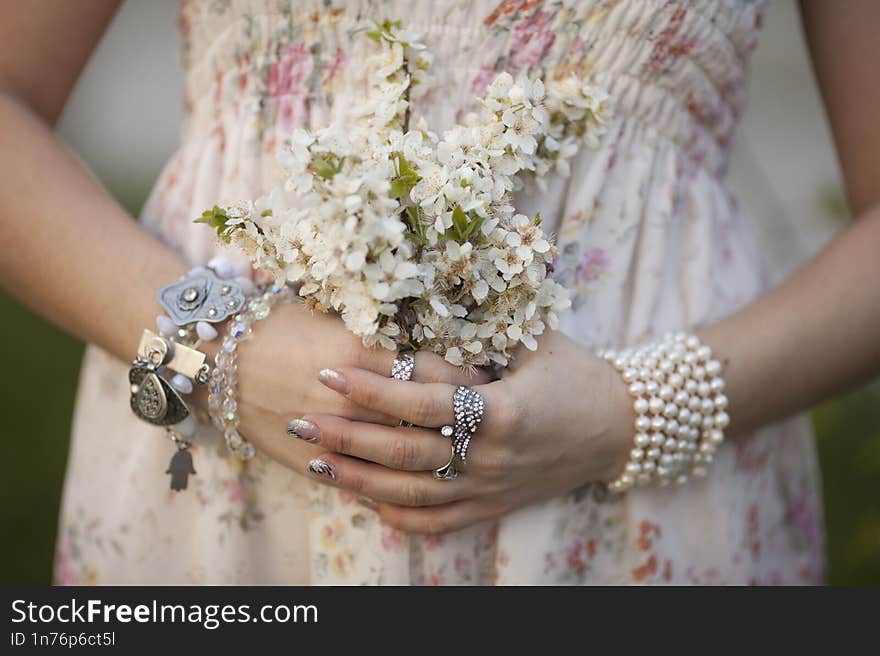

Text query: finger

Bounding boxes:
[291,414,453,471]
[319,367,456,427]
[373,498,505,535]
[304,451,474,506]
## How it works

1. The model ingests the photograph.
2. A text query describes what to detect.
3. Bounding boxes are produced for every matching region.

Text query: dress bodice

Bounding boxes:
[178,0,766,177]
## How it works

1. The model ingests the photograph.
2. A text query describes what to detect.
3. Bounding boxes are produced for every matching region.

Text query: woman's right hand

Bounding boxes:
[214,302,489,476]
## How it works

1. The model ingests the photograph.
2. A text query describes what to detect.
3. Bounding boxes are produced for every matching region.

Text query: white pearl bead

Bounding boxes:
[714,394,728,410]
[630,448,645,461]
[650,432,666,447]
[634,416,651,432]
[652,369,666,382]
[677,407,691,423]
[677,423,690,438]
[638,368,652,381]
[699,442,716,455]
[208,257,237,279]
[625,462,642,475]
[668,373,684,388]
[656,466,670,478]
[663,402,679,418]
[622,368,637,383]
[618,474,634,487]
[707,429,724,445]
[688,396,702,411]
[685,335,700,349]
[646,447,662,460]
[633,398,649,414]
[645,381,659,396]
[685,379,698,395]
[688,426,701,441]
[696,345,712,361]
[234,276,256,296]
[674,332,687,342]
[675,474,689,486]
[706,360,722,376]
[710,377,725,393]
[628,381,646,396]
[170,373,193,395]
[697,381,711,397]
[701,414,715,429]
[674,390,689,406]
[659,454,675,467]
[648,397,664,414]
[668,349,683,364]
[677,364,692,378]
[651,417,666,431]
[634,433,651,448]
[689,412,703,427]
[659,359,673,374]
[642,460,656,472]
[156,314,176,336]
[658,385,674,401]
[174,414,198,437]
[613,358,627,371]
[701,398,715,415]
[663,438,678,452]
[665,419,680,435]
[702,453,715,465]
[636,473,653,486]
[683,351,697,365]
[643,357,657,370]
[715,411,730,429]
[692,365,706,380]
[196,321,218,341]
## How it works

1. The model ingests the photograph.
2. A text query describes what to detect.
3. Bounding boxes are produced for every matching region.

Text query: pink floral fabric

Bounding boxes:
[55,0,824,585]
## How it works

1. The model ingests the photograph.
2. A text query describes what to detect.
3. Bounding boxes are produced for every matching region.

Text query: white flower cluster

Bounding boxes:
[200,21,611,368]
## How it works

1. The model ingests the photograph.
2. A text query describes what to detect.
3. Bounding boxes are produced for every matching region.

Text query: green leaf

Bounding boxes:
[451,205,469,240]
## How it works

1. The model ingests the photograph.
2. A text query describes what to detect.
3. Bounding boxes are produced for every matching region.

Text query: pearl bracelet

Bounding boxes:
[208,283,295,461]
[598,332,729,493]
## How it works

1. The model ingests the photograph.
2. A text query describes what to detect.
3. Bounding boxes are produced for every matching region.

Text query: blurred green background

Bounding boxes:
[1,1,879,585]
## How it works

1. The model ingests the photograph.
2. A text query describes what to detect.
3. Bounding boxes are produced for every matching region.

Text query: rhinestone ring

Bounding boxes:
[391,353,416,428]
[391,353,415,381]
[434,386,485,480]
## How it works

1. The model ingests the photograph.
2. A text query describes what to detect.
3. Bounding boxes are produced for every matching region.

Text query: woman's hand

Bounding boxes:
[292,330,633,535]
[199,302,490,477]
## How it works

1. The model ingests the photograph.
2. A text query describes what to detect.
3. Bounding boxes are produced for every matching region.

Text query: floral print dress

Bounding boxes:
[55,0,824,585]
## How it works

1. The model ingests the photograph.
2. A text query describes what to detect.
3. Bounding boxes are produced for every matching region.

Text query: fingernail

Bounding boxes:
[287,418,320,443]
[357,496,378,511]
[307,458,336,480]
[319,368,349,394]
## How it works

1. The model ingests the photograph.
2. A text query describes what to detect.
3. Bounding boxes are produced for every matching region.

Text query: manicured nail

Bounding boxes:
[307,458,336,480]
[287,418,320,443]
[357,496,378,511]
[318,368,349,394]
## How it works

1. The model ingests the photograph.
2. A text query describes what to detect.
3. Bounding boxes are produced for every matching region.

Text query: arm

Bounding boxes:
[0,2,478,483]
[290,1,880,534]
[700,0,880,436]
[0,1,188,361]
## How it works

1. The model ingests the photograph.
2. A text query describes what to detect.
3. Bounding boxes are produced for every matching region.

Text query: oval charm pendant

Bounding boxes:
[129,365,189,426]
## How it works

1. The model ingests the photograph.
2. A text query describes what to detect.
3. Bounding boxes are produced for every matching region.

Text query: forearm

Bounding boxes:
[0,91,187,362]
[698,207,880,437]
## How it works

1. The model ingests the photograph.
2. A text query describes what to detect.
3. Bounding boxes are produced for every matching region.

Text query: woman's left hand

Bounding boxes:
[299,331,633,535]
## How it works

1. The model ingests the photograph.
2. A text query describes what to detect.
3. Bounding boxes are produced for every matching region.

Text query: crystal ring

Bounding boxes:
[433,386,485,480]
[391,353,416,427]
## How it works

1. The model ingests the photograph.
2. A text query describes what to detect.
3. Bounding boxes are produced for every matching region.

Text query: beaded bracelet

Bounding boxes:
[598,332,729,493]
[129,258,251,491]
[208,283,295,461]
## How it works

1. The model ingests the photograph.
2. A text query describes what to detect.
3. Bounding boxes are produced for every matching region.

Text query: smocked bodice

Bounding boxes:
[178,0,767,177]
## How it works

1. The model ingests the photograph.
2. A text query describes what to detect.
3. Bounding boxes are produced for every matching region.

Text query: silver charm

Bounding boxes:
[129,363,189,426]
[157,268,245,326]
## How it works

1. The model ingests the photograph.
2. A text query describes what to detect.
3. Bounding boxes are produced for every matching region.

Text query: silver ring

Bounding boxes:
[433,386,484,479]
[391,353,415,427]
[391,353,415,381]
